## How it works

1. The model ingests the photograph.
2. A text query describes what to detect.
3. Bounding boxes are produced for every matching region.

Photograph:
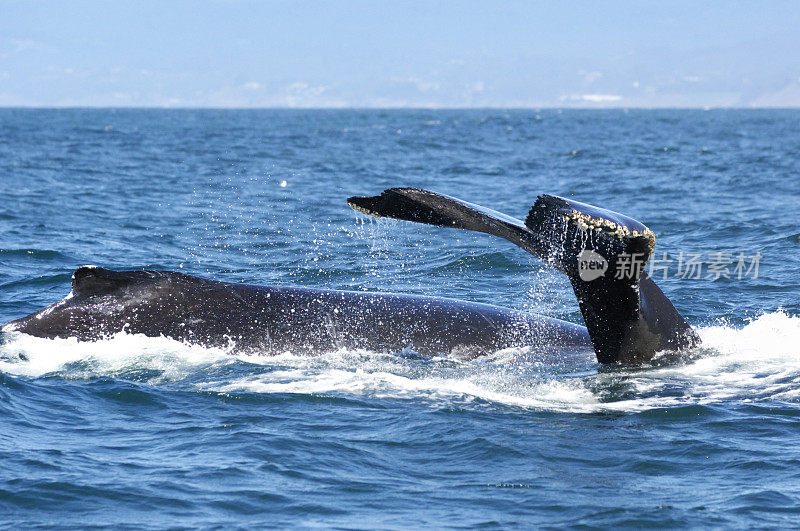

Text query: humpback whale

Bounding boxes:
[1,188,699,364]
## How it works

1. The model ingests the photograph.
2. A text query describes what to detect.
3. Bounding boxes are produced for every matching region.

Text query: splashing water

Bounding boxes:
[3,312,798,414]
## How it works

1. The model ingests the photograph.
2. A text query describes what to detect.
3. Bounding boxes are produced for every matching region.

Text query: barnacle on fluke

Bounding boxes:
[348,202,376,217]
[563,209,657,256]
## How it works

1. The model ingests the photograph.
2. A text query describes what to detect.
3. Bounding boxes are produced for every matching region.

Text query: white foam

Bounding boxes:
[209,349,602,411]
[656,311,800,402]
[2,312,799,412]
[0,331,232,381]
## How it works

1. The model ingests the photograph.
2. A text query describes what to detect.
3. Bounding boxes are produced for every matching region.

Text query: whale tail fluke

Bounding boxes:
[523,193,699,363]
[348,187,700,364]
[347,188,546,258]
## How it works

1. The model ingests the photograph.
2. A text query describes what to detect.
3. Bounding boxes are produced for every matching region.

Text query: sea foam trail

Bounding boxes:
[1,312,799,412]
[0,331,231,381]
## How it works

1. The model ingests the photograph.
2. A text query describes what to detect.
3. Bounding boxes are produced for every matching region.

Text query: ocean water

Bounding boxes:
[1,108,800,528]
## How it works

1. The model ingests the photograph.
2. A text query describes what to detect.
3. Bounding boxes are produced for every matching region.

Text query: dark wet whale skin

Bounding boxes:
[2,266,592,358]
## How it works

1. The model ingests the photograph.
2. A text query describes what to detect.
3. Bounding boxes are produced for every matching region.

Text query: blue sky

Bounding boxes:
[1,0,799,107]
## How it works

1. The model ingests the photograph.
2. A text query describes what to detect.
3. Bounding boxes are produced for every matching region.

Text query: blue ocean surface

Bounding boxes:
[1,109,800,528]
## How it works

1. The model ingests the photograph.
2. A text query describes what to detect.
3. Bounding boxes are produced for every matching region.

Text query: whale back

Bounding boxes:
[3,265,593,358]
[71,266,162,297]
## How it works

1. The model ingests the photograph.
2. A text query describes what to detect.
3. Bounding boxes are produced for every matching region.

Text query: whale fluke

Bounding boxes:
[348,188,548,259]
[524,194,698,362]
[348,188,700,363]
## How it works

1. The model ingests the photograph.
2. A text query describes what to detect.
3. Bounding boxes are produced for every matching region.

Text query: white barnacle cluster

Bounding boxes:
[348,202,381,217]
[562,209,656,253]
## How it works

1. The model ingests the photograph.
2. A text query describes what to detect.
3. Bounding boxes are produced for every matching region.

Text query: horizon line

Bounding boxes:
[2,105,799,111]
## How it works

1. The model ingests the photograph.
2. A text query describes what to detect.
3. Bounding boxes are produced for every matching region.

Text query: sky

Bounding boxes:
[1,0,799,108]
